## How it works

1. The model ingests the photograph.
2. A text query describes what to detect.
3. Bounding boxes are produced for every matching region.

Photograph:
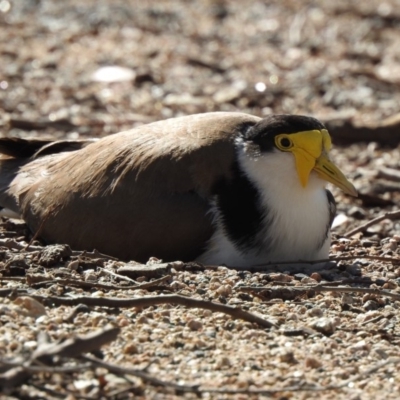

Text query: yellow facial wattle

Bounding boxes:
[274,129,357,196]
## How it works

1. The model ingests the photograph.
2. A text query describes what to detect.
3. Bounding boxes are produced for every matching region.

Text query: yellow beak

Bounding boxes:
[275,130,357,196]
[313,153,358,196]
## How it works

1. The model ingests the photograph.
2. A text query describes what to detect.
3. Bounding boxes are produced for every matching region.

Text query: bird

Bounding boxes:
[0,112,357,267]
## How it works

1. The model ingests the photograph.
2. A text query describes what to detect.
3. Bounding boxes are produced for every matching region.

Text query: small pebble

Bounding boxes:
[305,356,322,369]
[285,312,298,321]
[187,319,203,331]
[9,341,20,351]
[361,239,377,247]
[348,206,366,219]
[23,340,38,350]
[216,356,231,368]
[117,317,130,327]
[373,348,389,359]
[363,300,380,311]
[331,244,346,252]
[170,281,187,289]
[83,270,97,282]
[124,343,139,354]
[346,264,362,276]
[362,293,380,304]
[310,317,338,335]
[269,273,292,282]
[382,280,397,290]
[216,284,232,296]
[307,307,323,317]
[349,340,371,352]
[279,350,297,363]
[341,293,355,305]
[67,259,80,271]
[14,297,47,318]
[383,241,397,251]
[136,315,149,324]
[301,276,317,284]
[310,272,322,282]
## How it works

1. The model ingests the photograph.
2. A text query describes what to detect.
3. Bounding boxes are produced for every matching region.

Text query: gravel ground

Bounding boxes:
[1,1,400,399]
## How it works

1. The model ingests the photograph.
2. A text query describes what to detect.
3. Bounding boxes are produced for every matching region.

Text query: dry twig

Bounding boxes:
[245,254,400,272]
[29,274,172,291]
[0,238,118,260]
[81,354,201,393]
[238,284,400,302]
[344,210,400,237]
[32,326,120,361]
[80,354,400,396]
[0,326,119,391]
[22,293,276,328]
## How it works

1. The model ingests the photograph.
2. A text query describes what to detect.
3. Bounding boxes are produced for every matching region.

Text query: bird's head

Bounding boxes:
[240,114,357,196]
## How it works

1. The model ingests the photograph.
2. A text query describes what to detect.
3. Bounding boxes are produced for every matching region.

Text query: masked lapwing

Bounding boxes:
[0,112,356,267]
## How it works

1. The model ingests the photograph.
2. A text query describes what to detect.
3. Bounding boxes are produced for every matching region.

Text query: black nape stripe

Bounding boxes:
[212,161,266,251]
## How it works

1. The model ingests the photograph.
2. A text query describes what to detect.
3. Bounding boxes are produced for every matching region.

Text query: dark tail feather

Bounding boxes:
[0,137,54,158]
[0,137,97,158]
[0,157,27,212]
[0,137,97,213]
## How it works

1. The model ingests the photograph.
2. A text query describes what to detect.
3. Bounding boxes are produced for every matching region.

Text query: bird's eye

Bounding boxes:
[276,136,293,150]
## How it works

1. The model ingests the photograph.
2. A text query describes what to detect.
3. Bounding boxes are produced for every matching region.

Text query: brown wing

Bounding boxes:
[5,112,261,261]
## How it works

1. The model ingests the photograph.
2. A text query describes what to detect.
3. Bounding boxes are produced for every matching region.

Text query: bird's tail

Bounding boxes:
[0,137,97,216]
[0,137,97,159]
[0,137,54,158]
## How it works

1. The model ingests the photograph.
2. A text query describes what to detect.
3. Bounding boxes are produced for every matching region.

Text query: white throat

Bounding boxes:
[198,148,331,268]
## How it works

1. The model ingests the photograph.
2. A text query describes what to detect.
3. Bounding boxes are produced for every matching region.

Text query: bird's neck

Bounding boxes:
[198,152,331,268]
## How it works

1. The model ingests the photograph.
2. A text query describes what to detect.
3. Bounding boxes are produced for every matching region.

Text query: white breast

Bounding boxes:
[198,150,331,268]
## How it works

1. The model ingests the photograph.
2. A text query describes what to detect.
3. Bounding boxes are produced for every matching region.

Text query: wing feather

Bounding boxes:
[2,112,261,261]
